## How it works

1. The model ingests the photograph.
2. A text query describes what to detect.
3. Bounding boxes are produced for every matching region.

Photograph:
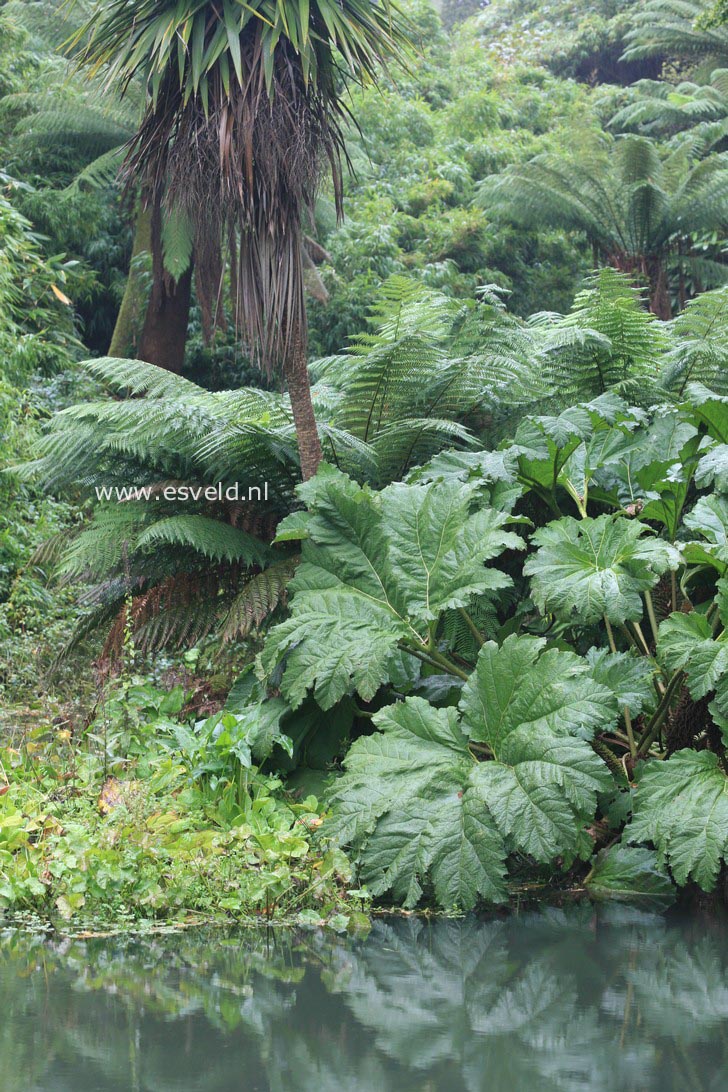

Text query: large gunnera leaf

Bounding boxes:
[682,495,728,573]
[629,750,728,890]
[584,845,675,907]
[584,648,656,716]
[658,611,728,734]
[329,636,614,909]
[524,514,680,624]
[263,467,523,708]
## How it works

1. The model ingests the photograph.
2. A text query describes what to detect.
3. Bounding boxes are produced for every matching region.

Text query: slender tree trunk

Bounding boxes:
[285,326,322,480]
[647,258,671,321]
[677,240,687,311]
[108,206,152,357]
[137,191,193,374]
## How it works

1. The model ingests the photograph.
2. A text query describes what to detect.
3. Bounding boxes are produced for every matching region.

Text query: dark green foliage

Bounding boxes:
[9,0,728,922]
[25,272,728,664]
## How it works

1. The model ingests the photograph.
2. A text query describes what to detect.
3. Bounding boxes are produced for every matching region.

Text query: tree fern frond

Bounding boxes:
[66,146,125,192]
[371,418,476,481]
[220,558,299,643]
[135,515,271,566]
[57,503,145,582]
[83,357,203,398]
[128,599,220,654]
[660,285,728,394]
[531,270,664,405]
[623,0,728,66]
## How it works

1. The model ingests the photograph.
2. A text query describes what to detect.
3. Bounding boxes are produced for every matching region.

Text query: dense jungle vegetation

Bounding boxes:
[3,0,728,925]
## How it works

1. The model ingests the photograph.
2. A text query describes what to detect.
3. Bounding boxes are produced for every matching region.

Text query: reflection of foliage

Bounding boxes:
[3,912,728,1090]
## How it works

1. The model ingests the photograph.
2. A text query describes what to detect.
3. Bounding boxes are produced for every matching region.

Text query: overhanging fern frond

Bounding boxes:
[220,558,300,643]
[135,515,271,566]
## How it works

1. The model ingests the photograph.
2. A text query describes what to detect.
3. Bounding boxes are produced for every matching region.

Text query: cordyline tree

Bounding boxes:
[70,0,409,479]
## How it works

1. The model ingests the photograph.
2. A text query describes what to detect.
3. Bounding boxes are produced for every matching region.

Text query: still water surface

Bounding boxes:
[2,908,727,1091]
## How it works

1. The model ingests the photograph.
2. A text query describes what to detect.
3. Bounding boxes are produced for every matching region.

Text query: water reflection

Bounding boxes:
[2,908,728,1091]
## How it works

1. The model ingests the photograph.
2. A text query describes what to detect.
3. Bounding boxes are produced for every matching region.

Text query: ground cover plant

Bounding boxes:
[0,669,359,925]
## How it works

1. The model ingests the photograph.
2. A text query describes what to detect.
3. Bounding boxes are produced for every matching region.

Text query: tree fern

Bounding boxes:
[477,134,728,317]
[530,270,666,405]
[25,272,708,658]
[623,0,728,69]
[609,71,728,138]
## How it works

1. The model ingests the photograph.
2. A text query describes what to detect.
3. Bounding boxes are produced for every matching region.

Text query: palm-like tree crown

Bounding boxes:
[70,0,410,370]
[609,69,728,141]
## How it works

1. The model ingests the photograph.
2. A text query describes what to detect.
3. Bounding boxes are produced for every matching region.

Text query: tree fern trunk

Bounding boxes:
[647,258,671,320]
[108,206,152,358]
[285,325,322,481]
[137,192,193,374]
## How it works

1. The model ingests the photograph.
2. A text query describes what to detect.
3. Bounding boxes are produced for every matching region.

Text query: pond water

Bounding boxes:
[2,907,728,1091]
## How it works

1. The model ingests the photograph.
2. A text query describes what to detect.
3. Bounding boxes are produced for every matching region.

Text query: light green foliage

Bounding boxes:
[0,195,79,379]
[307,5,599,347]
[0,677,353,923]
[525,515,680,624]
[661,289,728,395]
[511,391,649,516]
[529,269,666,405]
[0,1,135,353]
[472,0,644,81]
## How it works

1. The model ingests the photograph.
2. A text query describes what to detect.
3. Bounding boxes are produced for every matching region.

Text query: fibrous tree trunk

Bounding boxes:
[647,257,671,321]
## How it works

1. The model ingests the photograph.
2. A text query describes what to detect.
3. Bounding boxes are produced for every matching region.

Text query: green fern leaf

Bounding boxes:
[136,515,270,565]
